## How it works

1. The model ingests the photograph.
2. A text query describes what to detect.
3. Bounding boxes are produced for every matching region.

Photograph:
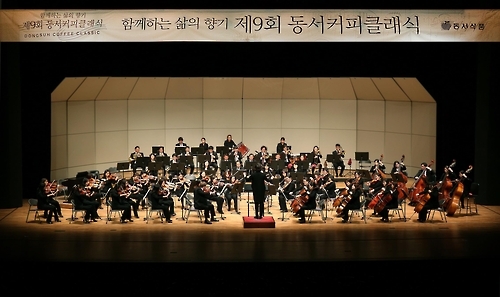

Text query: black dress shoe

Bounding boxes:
[254,216,260,219]
[167,220,173,224]
[58,214,64,218]
[47,221,53,224]
[120,219,128,224]
[92,219,98,222]
[298,219,306,224]
[55,219,61,222]
[211,218,219,222]
[129,219,134,222]
[204,219,212,224]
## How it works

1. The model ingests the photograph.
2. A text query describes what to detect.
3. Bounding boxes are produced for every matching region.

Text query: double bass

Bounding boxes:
[409,160,434,205]
[445,165,472,216]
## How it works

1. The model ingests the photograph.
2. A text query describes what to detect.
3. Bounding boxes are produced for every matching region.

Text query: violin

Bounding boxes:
[45,180,58,196]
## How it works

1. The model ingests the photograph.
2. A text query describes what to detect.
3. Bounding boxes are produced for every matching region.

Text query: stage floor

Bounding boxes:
[2,193,500,264]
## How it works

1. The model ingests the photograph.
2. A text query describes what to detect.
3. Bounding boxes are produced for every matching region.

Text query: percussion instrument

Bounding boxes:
[237,142,249,157]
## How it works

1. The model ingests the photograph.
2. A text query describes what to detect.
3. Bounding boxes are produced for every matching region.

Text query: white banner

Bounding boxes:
[1,9,499,42]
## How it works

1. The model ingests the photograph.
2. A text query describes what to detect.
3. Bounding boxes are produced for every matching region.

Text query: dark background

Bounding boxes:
[1,0,499,202]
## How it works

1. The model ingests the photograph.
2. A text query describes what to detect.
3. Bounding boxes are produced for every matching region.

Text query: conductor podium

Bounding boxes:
[243,216,275,228]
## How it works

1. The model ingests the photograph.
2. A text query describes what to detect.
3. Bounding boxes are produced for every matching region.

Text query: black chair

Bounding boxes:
[461,182,479,215]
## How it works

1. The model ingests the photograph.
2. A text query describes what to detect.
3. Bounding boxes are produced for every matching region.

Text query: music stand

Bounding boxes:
[180,155,194,166]
[174,146,184,156]
[220,160,234,172]
[196,154,206,171]
[202,169,216,177]
[116,162,130,179]
[355,152,370,169]
[216,146,229,156]
[296,160,309,173]
[290,172,304,182]
[191,147,201,155]
[136,157,149,171]
[244,161,257,172]
[169,163,185,177]
[270,160,284,172]
[148,162,162,175]
[152,146,163,155]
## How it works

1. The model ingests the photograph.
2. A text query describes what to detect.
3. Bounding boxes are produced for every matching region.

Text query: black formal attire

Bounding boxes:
[208,182,225,214]
[223,180,239,213]
[126,183,143,218]
[369,164,386,175]
[147,160,159,177]
[378,184,399,221]
[109,187,132,222]
[417,187,440,222]
[278,179,297,212]
[224,139,237,150]
[150,188,174,222]
[391,164,408,176]
[129,151,144,174]
[459,175,472,209]
[181,151,195,173]
[205,151,218,171]
[256,152,270,165]
[37,187,59,223]
[296,186,318,223]
[332,149,345,177]
[154,152,168,174]
[276,142,287,154]
[194,187,217,221]
[414,167,436,184]
[246,170,272,218]
[341,187,362,222]
[310,151,323,171]
[73,187,100,222]
[199,142,209,154]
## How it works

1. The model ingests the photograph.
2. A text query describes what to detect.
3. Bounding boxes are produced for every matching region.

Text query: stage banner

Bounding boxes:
[1,9,499,42]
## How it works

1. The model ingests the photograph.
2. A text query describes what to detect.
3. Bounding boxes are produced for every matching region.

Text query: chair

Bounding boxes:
[70,200,87,224]
[461,182,479,215]
[348,197,367,224]
[144,197,165,224]
[306,197,326,223]
[427,206,447,223]
[26,199,42,223]
[388,199,407,222]
[106,198,124,224]
[184,197,204,223]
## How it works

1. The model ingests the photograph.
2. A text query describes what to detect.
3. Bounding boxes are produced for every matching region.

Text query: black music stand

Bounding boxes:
[191,147,201,155]
[196,154,206,171]
[169,163,185,177]
[326,154,334,169]
[180,155,194,166]
[265,184,276,214]
[117,162,130,179]
[216,146,229,156]
[148,162,163,176]
[296,160,309,173]
[136,157,149,171]
[220,160,234,172]
[270,160,284,173]
[355,152,370,169]
[244,181,253,218]
[202,169,216,177]
[152,146,163,155]
[244,161,257,173]
[290,172,305,183]
[174,146,184,156]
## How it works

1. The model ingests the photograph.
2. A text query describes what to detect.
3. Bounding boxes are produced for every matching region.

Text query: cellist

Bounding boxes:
[340,182,362,223]
[295,177,318,224]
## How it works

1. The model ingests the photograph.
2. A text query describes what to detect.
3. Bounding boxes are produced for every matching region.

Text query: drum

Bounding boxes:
[237,142,249,156]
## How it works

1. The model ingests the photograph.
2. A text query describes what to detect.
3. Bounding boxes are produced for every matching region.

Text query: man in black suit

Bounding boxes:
[150,184,174,223]
[194,181,219,224]
[245,163,272,219]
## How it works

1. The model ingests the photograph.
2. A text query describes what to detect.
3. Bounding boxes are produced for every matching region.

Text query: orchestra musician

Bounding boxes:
[209,177,226,215]
[245,153,257,174]
[147,154,159,177]
[316,168,336,207]
[154,146,168,174]
[199,137,209,154]
[110,179,133,223]
[458,169,472,209]
[181,146,195,174]
[205,146,219,171]
[256,146,270,165]
[276,137,287,154]
[37,178,61,224]
[340,182,363,223]
[367,173,385,216]
[377,182,399,222]
[310,145,323,173]
[73,181,101,223]
[414,162,436,184]
[150,184,174,223]
[244,163,273,219]
[129,145,144,174]
[194,181,219,224]
[175,137,187,148]
[126,177,144,219]
[281,145,292,166]
[234,160,244,172]
[224,134,237,151]
[294,177,318,224]
[332,144,345,177]
[168,154,182,178]
[229,147,243,163]
[391,160,407,176]
[369,158,386,176]
[173,172,190,210]
[270,153,284,173]
[277,171,297,213]
[225,175,241,214]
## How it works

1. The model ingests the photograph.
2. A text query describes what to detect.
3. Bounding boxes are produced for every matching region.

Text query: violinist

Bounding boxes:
[150,184,174,223]
[295,177,318,224]
[369,159,386,177]
[341,182,362,223]
[225,175,241,214]
[173,172,190,209]
[101,169,116,195]
[209,178,226,215]
[199,137,209,154]
[276,137,287,154]
[194,181,219,224]
[74,181,100,223]
[83,178,103,209]
[37,178,61,224]
[205,146,218,171]
[278,170,297,213]
[263,163,274,180]
[110,179,133,223]
[129,146,144,174]
[126,177,144,219]
[332,144,345,177]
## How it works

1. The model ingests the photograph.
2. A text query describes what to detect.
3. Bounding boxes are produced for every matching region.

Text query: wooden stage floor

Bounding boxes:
[1,194,499,292]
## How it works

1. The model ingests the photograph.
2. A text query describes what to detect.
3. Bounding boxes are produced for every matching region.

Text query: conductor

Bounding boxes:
[245,163,272,219]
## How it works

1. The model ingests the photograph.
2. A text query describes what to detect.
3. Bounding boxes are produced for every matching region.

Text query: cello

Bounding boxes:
[291,188,309,213]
